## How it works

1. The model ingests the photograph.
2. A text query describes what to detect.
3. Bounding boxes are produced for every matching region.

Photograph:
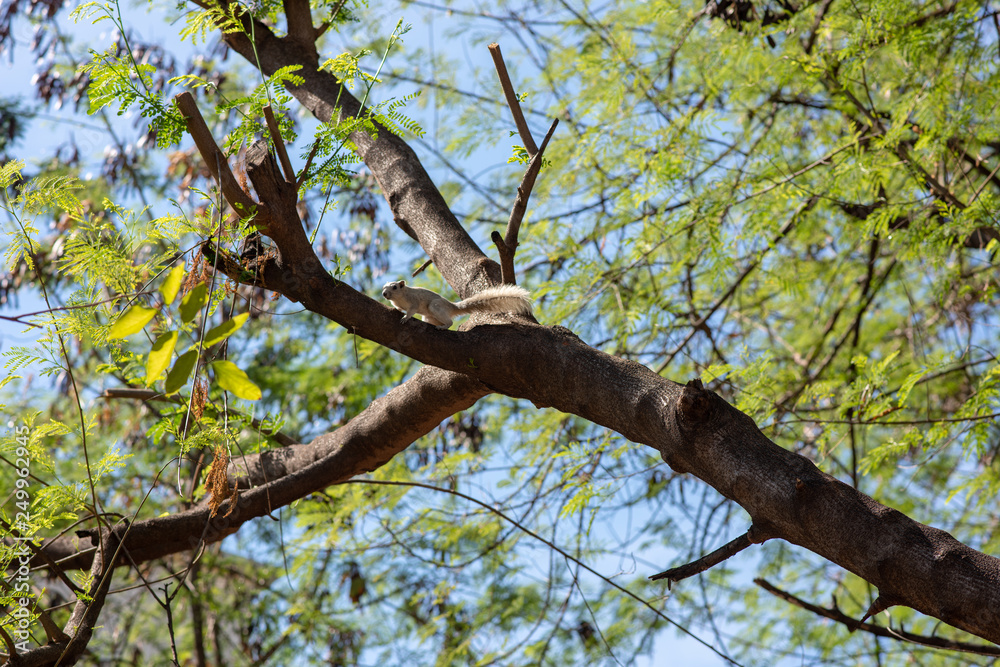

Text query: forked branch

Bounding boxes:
[492,118,558,284]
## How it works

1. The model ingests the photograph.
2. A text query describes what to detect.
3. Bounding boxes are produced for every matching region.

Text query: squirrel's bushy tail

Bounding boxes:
[455,285,532,316]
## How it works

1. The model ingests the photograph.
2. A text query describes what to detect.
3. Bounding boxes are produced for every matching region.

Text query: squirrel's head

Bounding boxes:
[381,280,406,299]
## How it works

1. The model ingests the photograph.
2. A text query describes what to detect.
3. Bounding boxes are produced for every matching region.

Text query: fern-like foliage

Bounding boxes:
[72,0,186,147]
[216,65,304,154]
[302,24,424,194]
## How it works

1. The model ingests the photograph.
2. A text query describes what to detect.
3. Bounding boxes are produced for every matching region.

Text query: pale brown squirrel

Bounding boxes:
[381,280,532,329]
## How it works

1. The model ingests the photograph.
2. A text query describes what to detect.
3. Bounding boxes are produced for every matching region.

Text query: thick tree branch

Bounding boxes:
[282,0,318,60]
[221,17,500,297]
[30,367,486,571]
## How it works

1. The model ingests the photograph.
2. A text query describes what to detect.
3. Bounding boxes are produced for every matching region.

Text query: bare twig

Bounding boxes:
[650,532,752,587]
[295,140,321,190]
[491,118,558,284]
[488,42,537,156]
[412,258,433,277]
[755,578,1000,656]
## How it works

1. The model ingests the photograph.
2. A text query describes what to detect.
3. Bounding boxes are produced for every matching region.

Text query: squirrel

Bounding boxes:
[381,280,532,329]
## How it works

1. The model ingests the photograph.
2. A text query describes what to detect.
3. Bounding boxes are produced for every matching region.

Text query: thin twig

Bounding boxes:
[755,578,1000,656]
[492,118,558,284]
[411,258,433,277]
[650,532,752,586]
[295,141,321,190]
[335,478,743,666]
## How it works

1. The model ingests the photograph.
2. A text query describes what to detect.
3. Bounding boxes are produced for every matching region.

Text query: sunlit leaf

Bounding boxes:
[179,282,209,323]
[145,330,178,385]
[160,264,185,305]
[108,305,157,339]
[209,360,261,400]
[203,313,249,347]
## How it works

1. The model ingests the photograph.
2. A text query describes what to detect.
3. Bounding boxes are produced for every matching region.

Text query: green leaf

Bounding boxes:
[203,313,248,347]
[108,305,157,339]
[164,349,198,395]
[145,331,178,385]
[179,283,208,323]
[210,360,262,400]
[161,264,185,305]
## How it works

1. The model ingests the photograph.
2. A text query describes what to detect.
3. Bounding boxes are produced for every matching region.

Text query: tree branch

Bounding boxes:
[488,42,537,156]
[221,16,500,297]
[650,528,755,586]
[174,92,264,225]
[492,118,558,284]
[29,367,486,572]
[755,578,1000,656]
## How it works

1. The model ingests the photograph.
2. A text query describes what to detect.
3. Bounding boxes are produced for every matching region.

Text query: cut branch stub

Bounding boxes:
[649,530,753,587]
[678,378,713,423]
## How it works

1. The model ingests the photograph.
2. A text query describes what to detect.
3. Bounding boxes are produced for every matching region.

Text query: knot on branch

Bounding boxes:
[678,378,713,424]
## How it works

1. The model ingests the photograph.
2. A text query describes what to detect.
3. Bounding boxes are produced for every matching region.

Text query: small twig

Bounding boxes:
[754,578,1000,656]
[263,105,296,184]
[295,140,321,190]
[491,118,558,284]
[0,291,154,328]
[411,258,433,277]
[650,531,752,587]
[488,42,537,156]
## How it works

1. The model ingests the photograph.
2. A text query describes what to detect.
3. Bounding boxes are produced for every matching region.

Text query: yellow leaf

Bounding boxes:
[203,313,249,347]
[160,264,185,305]
[108,305,157,339]
[165,349,198,395]
[145,331,178,385]
[179,283,208,323]
[210,360,262,400]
